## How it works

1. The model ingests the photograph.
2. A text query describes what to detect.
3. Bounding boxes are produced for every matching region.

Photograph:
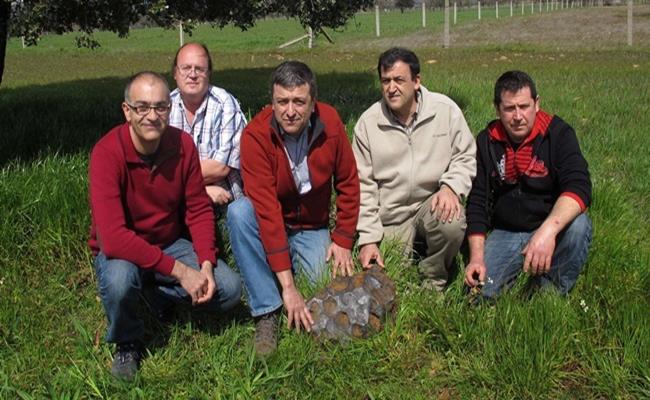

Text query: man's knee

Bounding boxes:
[98,259,142,302]
[561,213,592,247]
[226,197,257,232]
[424,215,466,246]
[213,260,242,311]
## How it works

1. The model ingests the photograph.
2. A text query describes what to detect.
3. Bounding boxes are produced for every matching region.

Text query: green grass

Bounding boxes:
[2,6,650,399]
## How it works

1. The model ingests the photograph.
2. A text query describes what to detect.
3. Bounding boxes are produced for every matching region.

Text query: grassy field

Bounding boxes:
[1,5,649,399]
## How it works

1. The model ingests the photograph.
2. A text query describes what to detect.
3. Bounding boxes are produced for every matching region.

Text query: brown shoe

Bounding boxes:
[254,310,280,356]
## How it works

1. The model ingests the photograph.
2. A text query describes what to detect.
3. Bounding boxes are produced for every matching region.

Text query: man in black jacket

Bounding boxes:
[464,71,592,299]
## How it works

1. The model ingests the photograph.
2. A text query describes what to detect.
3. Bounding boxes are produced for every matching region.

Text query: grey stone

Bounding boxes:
[306,266,397,341]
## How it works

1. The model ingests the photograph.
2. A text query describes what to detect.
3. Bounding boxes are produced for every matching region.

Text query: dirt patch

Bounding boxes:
[347,5,650,50]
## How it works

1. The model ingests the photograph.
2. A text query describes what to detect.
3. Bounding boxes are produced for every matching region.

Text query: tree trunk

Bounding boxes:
[0,1,10,87]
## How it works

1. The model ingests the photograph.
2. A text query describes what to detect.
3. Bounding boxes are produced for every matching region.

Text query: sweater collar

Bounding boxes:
[488,110,553,146]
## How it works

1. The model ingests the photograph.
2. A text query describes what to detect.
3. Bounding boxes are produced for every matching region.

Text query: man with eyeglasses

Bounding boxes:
[88,71,241,380]
[170,42,247,209]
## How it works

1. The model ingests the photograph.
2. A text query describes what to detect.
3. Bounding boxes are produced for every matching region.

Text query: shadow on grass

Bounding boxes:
[0,68,379,167]
[141,301,252,355]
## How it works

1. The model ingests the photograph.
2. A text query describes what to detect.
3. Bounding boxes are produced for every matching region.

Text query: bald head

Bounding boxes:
[124,71,170,103]
[172,42,213,75]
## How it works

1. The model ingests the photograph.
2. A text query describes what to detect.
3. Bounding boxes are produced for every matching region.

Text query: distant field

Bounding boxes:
[1,5,649,399]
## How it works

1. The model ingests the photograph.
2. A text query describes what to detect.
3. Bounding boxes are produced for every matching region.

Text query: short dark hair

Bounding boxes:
[494,70,538,106]
[172,42,213,75]
[124,71,169,102]
[269,61,317,100]
[377,47,420,80]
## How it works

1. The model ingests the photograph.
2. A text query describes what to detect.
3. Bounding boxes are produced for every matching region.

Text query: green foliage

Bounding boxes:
[2,8,650,399]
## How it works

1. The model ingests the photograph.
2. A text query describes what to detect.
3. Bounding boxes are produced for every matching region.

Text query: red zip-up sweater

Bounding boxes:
[240,102,360,272]
[88,123,216,275]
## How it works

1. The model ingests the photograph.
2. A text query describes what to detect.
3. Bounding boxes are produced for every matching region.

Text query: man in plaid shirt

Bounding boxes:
[170,42,247,210]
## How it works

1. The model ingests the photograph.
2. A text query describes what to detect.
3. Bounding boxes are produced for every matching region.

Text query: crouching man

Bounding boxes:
[464,70,592,299]
[88,71,241,380]
[227,61,360,356]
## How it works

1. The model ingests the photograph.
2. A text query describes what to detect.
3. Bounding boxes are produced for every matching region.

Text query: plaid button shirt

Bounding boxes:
[169,85,247,200]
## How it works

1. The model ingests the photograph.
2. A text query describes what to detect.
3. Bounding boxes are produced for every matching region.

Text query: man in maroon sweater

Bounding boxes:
[227,61,360,356]
[88,71,241,380]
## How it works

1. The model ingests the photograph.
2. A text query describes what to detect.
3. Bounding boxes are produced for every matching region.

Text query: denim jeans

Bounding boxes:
[94,238,241,344]
[227,197,330,317]
[481,213,592,299]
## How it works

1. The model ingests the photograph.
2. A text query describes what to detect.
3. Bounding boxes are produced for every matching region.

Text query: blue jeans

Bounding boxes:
[481,213,592,299]
[227,197,330,317]
[94,238,241,344]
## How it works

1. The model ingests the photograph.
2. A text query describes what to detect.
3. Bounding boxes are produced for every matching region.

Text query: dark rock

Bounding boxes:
[306,266,397,341]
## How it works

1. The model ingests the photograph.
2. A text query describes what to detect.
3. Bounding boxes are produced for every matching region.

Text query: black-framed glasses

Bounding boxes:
[176,64,209,77]
[126,103,171,116]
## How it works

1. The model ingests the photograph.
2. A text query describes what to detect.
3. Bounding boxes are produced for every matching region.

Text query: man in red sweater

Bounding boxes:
[226,61,360,356]
[88,71,241,380]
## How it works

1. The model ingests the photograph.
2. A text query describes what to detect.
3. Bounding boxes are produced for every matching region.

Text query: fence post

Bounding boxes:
[628,0,633,46]
[478,1,481,19]
[531,1,534,13]
[422,2,426,27]
[308,26,313,48]
[539,0,542,11]
[375,4,380,37]
[454,2,458,24]
[497,1,500,18]
[179,22,184,46]
[444,0,451,47]
[522,1,525,14]
[511,0,514,16]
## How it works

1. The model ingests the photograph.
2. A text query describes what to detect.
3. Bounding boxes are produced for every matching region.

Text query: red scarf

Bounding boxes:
[488,110,552,183]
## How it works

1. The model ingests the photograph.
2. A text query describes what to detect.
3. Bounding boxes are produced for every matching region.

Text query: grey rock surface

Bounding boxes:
[306,266,397,341]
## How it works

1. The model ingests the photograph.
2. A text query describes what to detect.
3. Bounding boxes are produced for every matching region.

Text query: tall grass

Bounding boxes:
[1,7,649,399]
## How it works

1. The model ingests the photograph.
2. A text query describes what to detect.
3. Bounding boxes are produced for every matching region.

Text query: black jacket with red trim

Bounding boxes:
[467,113,591,235]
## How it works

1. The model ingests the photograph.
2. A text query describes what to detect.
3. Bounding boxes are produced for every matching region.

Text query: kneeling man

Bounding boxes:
[353,47,476,291]
[464,70,592,299]
[88,72,241,380]
[227,61,359,355]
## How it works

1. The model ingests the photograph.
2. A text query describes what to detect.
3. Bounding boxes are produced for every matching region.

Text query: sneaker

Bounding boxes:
[254,310,280,356]
[111,342,142,381]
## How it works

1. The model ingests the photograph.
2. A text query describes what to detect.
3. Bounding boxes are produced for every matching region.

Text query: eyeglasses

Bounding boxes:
[125,102,171,116]
[176,64,209,77]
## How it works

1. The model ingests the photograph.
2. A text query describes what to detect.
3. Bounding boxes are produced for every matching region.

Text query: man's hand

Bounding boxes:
[197,260,217,304]
[430,185,461,223]
[358,243,385,269]
[171,260,209,305]
[282,285,313,333]
[206,185,233,206]
[522,226,556,276]
[327,242,354,277]
[464,260,487,287]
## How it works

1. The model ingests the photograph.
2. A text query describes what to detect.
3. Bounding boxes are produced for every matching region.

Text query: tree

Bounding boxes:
[0,1,9,86]
[0,0,374,86]
[395,0,415,12]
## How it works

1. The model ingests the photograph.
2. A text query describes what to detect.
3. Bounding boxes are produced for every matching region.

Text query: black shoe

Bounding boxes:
[111,342,142,381]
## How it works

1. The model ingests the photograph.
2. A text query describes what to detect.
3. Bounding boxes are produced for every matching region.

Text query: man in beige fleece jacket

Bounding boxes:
[352,47,476,291]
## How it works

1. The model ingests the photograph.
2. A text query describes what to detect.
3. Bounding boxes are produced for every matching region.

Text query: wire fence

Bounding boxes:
[368,0,647,47]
